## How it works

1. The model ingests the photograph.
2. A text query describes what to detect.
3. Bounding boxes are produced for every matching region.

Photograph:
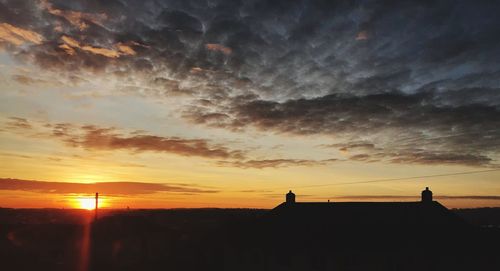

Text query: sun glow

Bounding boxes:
[76,197,96,210]
[75,196,107,210]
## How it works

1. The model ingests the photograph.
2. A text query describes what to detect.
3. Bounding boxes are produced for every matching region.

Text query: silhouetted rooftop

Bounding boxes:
[271,200,468,229]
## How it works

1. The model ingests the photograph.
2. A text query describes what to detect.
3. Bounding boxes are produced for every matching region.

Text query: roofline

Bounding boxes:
[279,201,432,204]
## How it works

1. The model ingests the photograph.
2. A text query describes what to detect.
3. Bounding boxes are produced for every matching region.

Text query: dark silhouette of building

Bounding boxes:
[272,187,468,229]
[286,190,295,204]
[421,186,433,203]
[3,191,498,271]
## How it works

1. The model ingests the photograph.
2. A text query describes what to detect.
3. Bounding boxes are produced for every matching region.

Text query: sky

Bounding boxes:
[0,0,499,209]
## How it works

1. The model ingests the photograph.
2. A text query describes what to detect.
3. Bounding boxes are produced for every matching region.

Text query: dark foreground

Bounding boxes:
[0,208,499,271]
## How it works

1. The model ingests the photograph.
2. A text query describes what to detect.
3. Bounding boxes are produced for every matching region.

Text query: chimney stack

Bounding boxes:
[286,190,296,204]
[421,187,433,203]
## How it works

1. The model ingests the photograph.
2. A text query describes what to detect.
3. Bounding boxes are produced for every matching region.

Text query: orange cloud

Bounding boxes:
[4,117,32,130]
[1,119,244,160]
[61,35,80,47]
[69,126,244,159]
[59,43,76,55]
[190,67,204,73]
[117,44,137,55]
[0,23,43,46]
[59,35,136,58]
[0,178,218,195]
[205,43,232,55]
[40,0,107,31]
[81,45,120,58]
[356,30,369,40]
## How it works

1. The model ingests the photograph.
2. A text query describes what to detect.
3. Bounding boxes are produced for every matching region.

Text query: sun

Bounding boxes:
[76,197,96,210]
[74,196,107,210]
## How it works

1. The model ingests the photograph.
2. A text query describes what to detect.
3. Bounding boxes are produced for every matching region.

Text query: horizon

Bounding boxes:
[1,0,500,210]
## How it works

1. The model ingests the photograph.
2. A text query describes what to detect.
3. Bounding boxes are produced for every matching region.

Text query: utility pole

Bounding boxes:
[95,192,99,221]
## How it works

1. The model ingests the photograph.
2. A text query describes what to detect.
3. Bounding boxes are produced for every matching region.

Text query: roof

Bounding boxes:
[270,201,468,229]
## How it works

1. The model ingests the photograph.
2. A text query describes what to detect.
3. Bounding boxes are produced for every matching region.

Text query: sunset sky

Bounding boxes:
[1,0,499,209]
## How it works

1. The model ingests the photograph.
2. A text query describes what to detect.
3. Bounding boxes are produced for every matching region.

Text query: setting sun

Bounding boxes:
[75,196,106,210]
[76,197,96,210]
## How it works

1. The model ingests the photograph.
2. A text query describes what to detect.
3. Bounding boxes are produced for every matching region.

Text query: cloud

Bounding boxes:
[2,117,343,169]
[58,43,75,55]
[388,152,492,166]
[349,154,373,162]
[59,35,135,58]
[60,35,79,47]
[0,23,43,45]
[217,158,337,169]
[80,45,120,58]
[190,91,500,167]
[0,178,217,195]
[72,126,243,159]
[205,43,232,55]
[355,30,369,40]
[12,74,49,85]
[322,142,377,152]
[117,43,136,55]
[40,0,107,31]
[4,117,32,130]
[2,118,244,160]
[0,152,33,159]
[1,0,500,167]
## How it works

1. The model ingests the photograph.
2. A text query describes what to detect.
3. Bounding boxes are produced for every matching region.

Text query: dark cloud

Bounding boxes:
[74,126,242,158]
[225,91,500,136]
[322,141,377,152]
[2,117,345,168]
[4,117,32,130]
[192,91,500,166]
[349,154,373,162]
[2,118,244,160]
[217,158,337,169]
[57,124,244,159]
[0,178,218,195]
[388,152,492,166]
[1,0,500,167]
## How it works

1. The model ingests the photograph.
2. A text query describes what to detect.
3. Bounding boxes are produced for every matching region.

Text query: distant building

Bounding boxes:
[272,187,468,229]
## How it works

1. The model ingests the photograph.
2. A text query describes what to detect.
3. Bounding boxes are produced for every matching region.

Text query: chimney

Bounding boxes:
[421,187,433,203]
[286,190,296,204]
